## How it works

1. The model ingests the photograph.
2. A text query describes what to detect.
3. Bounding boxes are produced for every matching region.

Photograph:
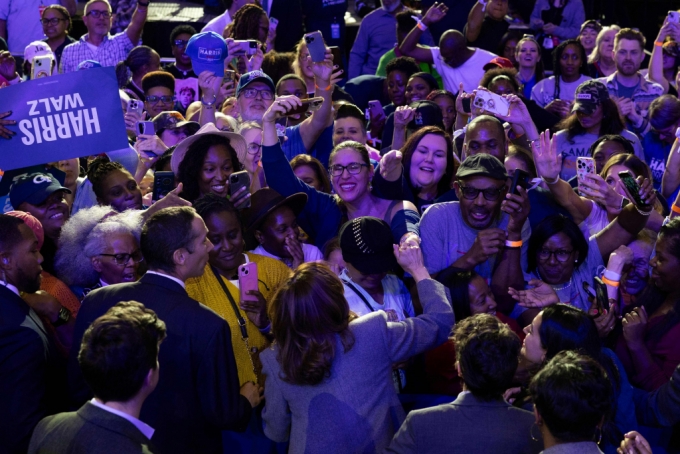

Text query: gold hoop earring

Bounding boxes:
[530,423,541,442]
[595,427,602,445]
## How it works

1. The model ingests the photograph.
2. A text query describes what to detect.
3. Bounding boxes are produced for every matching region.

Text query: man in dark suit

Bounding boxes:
[30,301,167,453]
[0,214,65,454]
[67,207,260,454]
[387,314,541,454]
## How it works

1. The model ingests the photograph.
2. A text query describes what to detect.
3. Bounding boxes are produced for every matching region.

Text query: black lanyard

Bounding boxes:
[343,279,376,314]
[210,266,248,339]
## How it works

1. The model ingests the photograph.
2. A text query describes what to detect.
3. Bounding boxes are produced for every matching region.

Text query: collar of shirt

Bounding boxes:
[145,270,186,289]
[81,33,111,46]
[0,281,20,296]
[99,279,110,288]
[90,398,155,440]
[251,245,293,268]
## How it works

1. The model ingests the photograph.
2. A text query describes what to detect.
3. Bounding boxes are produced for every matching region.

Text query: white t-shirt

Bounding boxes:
[251,243,323,269]
[530,74,592,107]
[202,10,232,35]
[430,47,498,94]
[579,202,610,239]
[339,269,415,322]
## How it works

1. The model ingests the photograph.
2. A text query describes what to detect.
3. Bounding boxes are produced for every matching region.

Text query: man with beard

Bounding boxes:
[419,154,530,313]
[10,173,71,274]
[599,28,663,136]
[0,215,66,453]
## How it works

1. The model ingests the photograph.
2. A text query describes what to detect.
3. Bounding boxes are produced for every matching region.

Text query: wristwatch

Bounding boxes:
[52,306,71,327]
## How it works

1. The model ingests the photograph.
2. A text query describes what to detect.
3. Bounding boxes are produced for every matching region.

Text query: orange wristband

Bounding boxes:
[655,41,664,47]
[315,83,332,91]
[672,204,680,214]
[505,240,523,248]
[602,276,620,287]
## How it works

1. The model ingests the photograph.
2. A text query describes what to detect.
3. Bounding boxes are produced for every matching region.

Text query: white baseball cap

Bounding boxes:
[24,41,55,62]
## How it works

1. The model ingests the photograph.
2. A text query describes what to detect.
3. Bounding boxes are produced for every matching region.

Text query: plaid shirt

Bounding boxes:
[598,72,664,135]
[59,31,134,73]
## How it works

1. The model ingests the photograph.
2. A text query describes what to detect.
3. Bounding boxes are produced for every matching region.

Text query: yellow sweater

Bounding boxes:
[186,253,291,386]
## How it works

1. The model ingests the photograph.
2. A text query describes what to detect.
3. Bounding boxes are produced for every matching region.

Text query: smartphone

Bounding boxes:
[669,11,680,23]
[582,281,596,299]
[576,157,595,196]
[367,100,385,123]
[618,171,651,210]
[269,17,279,31]
[593,276,609,312]
[285,97,324,117]
[229,170,251,207]
[509,169,530,195]
[462,97,472,114]
[232,40,258,56]
[31,55,52,79]
[239,262,259,302]
[304,31,326,62]
[136,121,155,136]
[152,171,175,201]
[329,46,344,74]
[127,99,144,115]
[472,89,510,117]
[222,69,236,87]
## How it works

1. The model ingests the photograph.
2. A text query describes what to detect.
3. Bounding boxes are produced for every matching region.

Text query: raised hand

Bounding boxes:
[143,182,191,218]
[394,105,416,128]
[530,129,562,182]
[422,2,449,26]
[544,99,570,118]
[509,279,559,308]
[622,306,648,348]
[501,186,530,235]
[393,241,429,281]
[241,289,269,328]
[284,235,305,269]
[262,95,302,123]
[0,111,16,139]
[617,431,653,454]
[379,149,403,182]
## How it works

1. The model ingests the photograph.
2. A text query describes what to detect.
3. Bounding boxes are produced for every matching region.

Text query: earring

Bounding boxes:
[594,427,602,445]
[530,423,541,442]
[575,259,578,263]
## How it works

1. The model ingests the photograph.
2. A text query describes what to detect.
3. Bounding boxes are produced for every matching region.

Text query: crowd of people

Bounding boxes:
[2,0,680,453]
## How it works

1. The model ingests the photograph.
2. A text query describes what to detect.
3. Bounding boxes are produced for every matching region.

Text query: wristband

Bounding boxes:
[411,16,428,31]
[602,276,620,287]
[541,175,559,185]
[315,83,332,91]
[655,41,664,47]
[258,322,272,334]
[603,269,621,282]
[201,94,217,107]
[505,239,522,248]
[672,204,680,214]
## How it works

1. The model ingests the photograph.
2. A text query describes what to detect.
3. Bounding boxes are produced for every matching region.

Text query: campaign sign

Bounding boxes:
[0,67,128,171]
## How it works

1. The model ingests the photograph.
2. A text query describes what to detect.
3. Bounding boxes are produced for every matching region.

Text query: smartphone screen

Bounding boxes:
[509,169,530,195]
[593,277,609,311]
[462,98,471,114]
[618,171,651,210]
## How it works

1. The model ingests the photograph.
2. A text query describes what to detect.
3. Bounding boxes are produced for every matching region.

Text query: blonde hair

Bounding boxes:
[588,25,621,64]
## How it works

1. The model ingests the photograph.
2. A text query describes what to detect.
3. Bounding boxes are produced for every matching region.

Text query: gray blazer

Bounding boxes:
[260,278,454,454]
[386,392,541,454]
[28,402,158,453]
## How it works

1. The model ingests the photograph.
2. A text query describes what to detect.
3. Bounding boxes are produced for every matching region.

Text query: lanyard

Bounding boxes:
[210,266,248,339]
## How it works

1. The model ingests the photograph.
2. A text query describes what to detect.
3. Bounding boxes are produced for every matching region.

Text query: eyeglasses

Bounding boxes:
[329,162,368,177]
[538,249,574,262]
[247,143,262,154]
[99,250,144,266]
[173,39,188,48]
[241,88,274,100]
[41,18,67,26]
[86,10,112,18]
[146,95,175,104]
[458,184,506,201]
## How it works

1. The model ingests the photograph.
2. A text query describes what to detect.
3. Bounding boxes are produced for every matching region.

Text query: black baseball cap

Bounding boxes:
[339,216,398,275]
[456,154,508,181]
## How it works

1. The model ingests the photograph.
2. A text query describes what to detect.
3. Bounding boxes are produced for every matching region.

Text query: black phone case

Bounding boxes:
[153,171,175,201]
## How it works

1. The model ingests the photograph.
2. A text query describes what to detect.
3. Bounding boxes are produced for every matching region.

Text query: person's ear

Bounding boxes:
[453,180,461,198]
[91,256,103,273]
[0,252,11,271]
[173,248,186,267]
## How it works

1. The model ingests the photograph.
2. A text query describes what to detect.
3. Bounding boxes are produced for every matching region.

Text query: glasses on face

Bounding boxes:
[329,162,368,177]
[241,88,274,100]
[247,143,262,154]
[86,10,112,18]
[458,185,506,201]
[146,95,175,104]
[99,250,144,266]
[41,18,66,26]
[538,248,574,262]
[173,39,188,48]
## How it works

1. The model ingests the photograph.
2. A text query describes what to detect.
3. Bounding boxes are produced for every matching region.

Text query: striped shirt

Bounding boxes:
[59,31,134,73]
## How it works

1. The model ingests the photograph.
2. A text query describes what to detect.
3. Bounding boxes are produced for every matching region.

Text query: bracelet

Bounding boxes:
[672,204,680,214]
[138,0,150,6]
[541,175,559,185]
[634,205,652,216]
[602,276,620,287]
[603,269,621,282]
[411,15,428,31]
[258,322,272,334]
[505,239,523,248]
[655,41,664,47]
[201,94,217,107]
[619,197,629,210]
[315,83,331,91]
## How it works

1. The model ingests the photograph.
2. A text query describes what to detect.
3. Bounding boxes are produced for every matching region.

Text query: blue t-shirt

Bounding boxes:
[281,124,307,161]
[641,132,671,192]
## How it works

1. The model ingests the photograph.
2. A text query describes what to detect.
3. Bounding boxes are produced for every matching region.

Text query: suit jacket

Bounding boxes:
[0,285,63,454]
[67,273,252,454]
[28,402,158,453]
[260,279,454,454]
[386,392,541,454]
[634,362,680,427]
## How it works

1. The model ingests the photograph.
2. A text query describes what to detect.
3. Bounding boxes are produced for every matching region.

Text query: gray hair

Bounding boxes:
[588,25,621,64]
[55,206,143,286]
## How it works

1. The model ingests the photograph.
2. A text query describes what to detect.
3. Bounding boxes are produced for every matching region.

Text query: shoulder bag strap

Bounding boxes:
[343,279,376,314]
[210,266,248,339]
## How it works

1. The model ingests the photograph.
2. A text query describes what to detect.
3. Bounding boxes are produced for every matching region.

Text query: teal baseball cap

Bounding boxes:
[185,31,227,77]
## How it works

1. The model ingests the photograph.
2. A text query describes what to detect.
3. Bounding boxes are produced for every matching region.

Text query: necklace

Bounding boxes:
[551,277,573,291]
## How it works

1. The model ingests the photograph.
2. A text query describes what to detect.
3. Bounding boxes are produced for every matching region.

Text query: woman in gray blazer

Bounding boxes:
[260,229,454,454]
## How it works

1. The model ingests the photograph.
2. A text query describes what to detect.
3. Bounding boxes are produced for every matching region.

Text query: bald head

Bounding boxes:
[464,115,508,160]
[439,30,473,68]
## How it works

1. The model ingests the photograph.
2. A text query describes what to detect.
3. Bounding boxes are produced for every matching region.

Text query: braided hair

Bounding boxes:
[551,39,588,101]
[229,4,266,41]
[87,157,126,199]
[193,192,242,227]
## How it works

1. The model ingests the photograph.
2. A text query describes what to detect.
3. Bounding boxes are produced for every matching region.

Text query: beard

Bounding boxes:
[16,265,42,294]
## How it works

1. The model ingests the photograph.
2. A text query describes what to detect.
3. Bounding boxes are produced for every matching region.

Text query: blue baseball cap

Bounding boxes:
[236,70,275,98]
[185,31,227,77]
[78,60,102,70]
[9,172,71,208]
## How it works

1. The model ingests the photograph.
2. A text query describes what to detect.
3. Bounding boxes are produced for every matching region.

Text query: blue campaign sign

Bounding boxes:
[0,67,129,171]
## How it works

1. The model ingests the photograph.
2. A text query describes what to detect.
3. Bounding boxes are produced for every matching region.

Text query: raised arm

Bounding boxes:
[125,1,149,45]
[299,48,334,151]
[464,1,486,43]
[647,21,676,94]
[399,2,449,64]
[662,138,680,198]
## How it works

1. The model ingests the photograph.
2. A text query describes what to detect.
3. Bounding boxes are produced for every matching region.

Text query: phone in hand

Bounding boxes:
[618,170,651,210]
[462,97,472,114]
[669,11,680,23]
[593,276,609,312]
[152,171,175,201]
[31,55,52,79]
[239,262,259,302]
[229,170,251,207]
[304,31,326,62]
[576,157,595,196]
[232,40,258,56]
[136,121,155,136]
[127,99,144,115]
[473,89,510,116]
[269,17,279,31]
[285,97,324,117]
[509,169,531,195]
[222,69,236,87]
[329,46,344,74]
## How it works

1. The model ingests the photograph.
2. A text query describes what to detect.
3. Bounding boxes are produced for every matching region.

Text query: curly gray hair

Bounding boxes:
[55,206,143,286]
